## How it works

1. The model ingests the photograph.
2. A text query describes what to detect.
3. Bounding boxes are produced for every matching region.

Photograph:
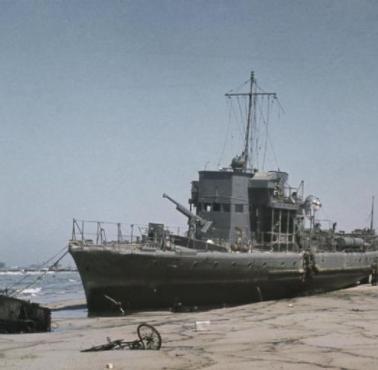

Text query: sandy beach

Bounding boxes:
[1,285,378,370]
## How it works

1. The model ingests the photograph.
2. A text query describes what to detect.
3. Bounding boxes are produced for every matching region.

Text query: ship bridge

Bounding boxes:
[190,169,253,245]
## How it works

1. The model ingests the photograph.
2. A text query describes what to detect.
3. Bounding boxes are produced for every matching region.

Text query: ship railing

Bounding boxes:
[70,218,184,246]
[313,219,335,231]
[255,231,297,252]
[276,181,304,202]
[275,183,304,203]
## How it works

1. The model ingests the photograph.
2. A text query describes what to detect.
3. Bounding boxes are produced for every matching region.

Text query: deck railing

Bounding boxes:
[70,219,183,245]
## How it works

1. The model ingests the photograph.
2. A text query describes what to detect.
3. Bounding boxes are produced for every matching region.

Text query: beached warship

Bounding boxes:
[0,293,51,333]
[69,72,378,316]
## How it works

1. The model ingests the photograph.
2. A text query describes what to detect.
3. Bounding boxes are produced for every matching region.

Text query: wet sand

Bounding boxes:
[1,285,378,370]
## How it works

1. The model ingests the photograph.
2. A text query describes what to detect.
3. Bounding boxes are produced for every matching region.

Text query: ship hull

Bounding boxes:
[69,245,378,316]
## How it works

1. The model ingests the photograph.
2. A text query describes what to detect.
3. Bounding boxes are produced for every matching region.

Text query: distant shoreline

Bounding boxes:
[0,268,77,273]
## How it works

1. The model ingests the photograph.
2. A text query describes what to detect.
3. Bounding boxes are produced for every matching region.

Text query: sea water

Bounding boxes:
[0,270,86,319]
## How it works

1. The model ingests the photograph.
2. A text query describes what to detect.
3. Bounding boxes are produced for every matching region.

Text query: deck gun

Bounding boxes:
[162,193,213,237]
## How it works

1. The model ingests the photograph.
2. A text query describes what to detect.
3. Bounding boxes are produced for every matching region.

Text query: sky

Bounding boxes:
[0,0,377,266]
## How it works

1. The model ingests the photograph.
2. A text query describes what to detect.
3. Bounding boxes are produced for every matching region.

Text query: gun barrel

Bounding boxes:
[163,193,192,217]
[162,193,177,205]
[162,193,212,233]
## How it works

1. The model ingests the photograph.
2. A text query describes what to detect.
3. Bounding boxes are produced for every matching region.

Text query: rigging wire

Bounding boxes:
[268,133,280,170]
[256,95,280,170]
[40,245,69,268]
[251,93,258,169]
[275,96,286,114]
[255,81,265,92]
[262,96,272,170]
[243,95,248,132]
[233,97,244,142]
[254,93,281,171]
[3,246,70,296]
[10,249,70,298]
[256,81,285,114]
[4,245,68,293]
[226,78,250,95]
[255,77,261,169]
[236,96,245,134]
[217,98,234,168]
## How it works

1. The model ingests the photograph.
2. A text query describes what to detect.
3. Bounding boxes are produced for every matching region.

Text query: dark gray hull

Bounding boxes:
[69,245,378,316]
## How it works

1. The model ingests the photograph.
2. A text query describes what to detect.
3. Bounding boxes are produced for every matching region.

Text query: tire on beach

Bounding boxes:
[137,323,162,350]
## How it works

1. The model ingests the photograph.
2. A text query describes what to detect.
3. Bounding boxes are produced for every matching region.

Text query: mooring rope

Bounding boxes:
[4,245,69,294]
[2,247,70,297]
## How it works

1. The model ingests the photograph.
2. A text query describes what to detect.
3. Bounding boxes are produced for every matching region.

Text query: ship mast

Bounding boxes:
[370,195,375,232]
[244,71,254,171]
[225,71,276,172]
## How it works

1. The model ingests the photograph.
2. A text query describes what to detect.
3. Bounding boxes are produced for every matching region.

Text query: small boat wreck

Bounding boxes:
[0,293,51,333]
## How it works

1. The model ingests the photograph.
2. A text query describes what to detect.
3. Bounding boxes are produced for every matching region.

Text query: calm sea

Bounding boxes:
[0,271,86,318]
